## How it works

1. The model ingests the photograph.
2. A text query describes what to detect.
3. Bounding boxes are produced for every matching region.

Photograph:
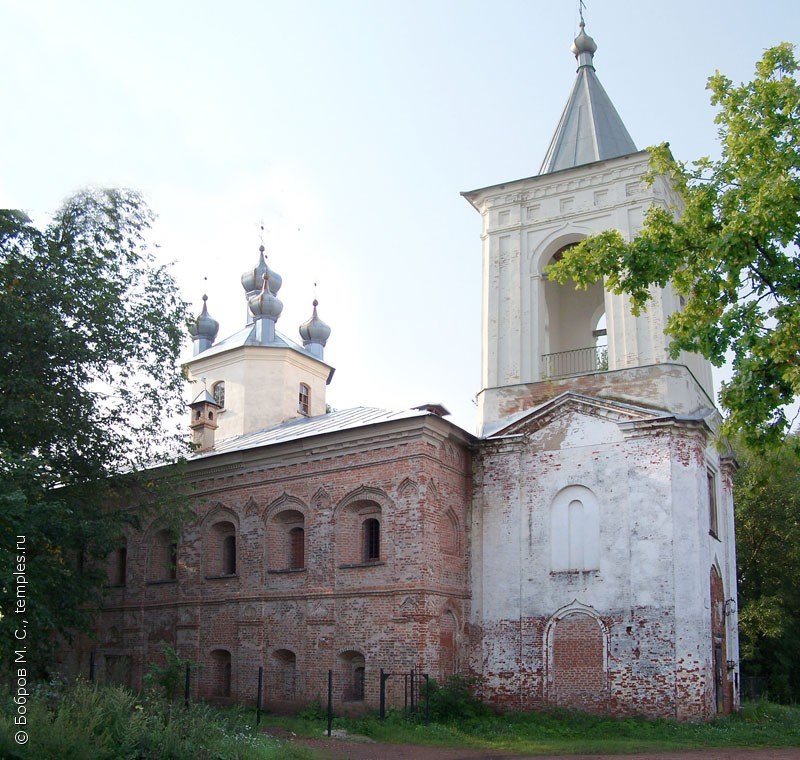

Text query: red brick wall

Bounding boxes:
[551,613,605,709]
[79,418,472,711]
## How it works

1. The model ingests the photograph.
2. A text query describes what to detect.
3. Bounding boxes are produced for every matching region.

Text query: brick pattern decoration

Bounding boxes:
[75,417,472,714]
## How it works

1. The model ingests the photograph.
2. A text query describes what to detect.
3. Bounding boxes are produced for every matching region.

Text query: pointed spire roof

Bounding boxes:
[539,21,636,175]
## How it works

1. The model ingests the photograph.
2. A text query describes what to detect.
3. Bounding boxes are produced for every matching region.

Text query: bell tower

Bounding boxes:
[463,21,712,435]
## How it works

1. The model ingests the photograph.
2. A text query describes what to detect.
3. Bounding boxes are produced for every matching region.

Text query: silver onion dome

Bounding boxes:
[299,299,331,347]
[189,294,219,342]
[241,244,282,296]
[248,273,284,322]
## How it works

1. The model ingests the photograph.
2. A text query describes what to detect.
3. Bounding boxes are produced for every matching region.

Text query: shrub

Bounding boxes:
[143,641,195,702]
[421,675,491,722]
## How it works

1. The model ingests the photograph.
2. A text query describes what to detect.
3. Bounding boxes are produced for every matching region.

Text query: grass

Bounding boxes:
[265,700,800,757]
[0,680,313,760]
[2,679,798,758]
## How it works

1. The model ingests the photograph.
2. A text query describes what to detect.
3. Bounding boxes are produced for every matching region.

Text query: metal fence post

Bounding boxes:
[327,669,333,737]
[256,666,264,726]
[424,673,430,725]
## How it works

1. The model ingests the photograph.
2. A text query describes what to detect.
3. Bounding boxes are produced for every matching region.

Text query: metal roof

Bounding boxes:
[186,322,322,363]
[192,406,444,459]
[539,30,636,174]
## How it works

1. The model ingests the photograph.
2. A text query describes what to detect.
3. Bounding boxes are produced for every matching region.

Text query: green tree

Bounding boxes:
[734,435,800,701]
[547,43,800,450]
[0,189,191,674]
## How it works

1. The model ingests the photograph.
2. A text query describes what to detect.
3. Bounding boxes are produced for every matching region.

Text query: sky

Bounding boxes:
[2,0,798,433]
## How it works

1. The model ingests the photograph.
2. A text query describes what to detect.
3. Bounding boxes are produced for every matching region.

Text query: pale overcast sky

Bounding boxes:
[2,1,798,432]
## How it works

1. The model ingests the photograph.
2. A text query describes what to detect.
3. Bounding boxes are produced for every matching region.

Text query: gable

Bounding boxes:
[488,392,662,450]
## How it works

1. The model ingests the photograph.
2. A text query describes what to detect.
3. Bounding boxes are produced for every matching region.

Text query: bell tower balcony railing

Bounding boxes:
[541,344,608,379]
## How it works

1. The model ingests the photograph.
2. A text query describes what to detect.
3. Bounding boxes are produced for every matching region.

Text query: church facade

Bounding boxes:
[75,22,739,720]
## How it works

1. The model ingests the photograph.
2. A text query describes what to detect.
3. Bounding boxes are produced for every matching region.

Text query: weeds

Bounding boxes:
[0,680,312,759]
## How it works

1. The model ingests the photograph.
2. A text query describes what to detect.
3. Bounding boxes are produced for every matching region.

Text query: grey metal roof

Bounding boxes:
[190,389,219,406]
[539,26,636,175]
[186,322,329,367]
[192,406,439,459]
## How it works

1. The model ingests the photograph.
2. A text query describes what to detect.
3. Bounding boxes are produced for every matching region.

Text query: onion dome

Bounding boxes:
[241,244,282,296]
[570,20,597,68]
[188,294,219,355]
[248,273,283,322]
[299,299,331,346]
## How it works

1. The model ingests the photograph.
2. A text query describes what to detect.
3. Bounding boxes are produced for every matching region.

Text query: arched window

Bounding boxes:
[268,509,306,571]
[108,539,127,586]
[363,518,380,563]
[338,650,366,701]
[541,242,606,379]
[150,528,178,582]
[441,509,460,555]
[439,609,458,678]
[271,649,297,700]
[289,527,305,569]
[335,496,385,568]
[209,520,237,577]
[209,649,232,698]
[298,383,310,415]
[212,381,225,408]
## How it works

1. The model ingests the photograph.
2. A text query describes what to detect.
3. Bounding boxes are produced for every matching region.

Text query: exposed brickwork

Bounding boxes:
[63,379,738,721]
[552,614,605,709]
[72,416,472,713]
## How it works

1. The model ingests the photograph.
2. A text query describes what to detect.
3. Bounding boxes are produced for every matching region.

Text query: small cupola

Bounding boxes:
[189,388,222,451]
[188,295,219,356]
[298,299,332,359]
[570,20,597,70]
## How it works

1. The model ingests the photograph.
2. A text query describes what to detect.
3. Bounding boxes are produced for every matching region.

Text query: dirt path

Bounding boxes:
[270,730,800,760]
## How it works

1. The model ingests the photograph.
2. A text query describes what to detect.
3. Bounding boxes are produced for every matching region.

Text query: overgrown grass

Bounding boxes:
[269,699,800,756]
[3,679,799,758]
[0,680,313,760]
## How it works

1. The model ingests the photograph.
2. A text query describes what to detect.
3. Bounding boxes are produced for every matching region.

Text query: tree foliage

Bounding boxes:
[0,189,191,674]
[734,435,800,701]
[547,43,800,450]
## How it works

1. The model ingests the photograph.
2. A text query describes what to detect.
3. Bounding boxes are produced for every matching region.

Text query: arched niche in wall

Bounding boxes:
[550,484,600,573]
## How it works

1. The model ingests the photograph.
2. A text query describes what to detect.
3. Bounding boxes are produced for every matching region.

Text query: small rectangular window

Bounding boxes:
[298,384,310,415]
[114,547,127,586]
[222,535,236,575]
[363,519,380,562]
[708,470,719,538]
[169,542,178,580]
[289,527,305,569]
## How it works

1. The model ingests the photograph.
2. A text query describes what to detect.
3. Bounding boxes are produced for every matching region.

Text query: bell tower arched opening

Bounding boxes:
[541,245,607,379]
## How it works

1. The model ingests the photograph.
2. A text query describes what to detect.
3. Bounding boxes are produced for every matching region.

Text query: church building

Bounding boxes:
[82,22,739,720]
